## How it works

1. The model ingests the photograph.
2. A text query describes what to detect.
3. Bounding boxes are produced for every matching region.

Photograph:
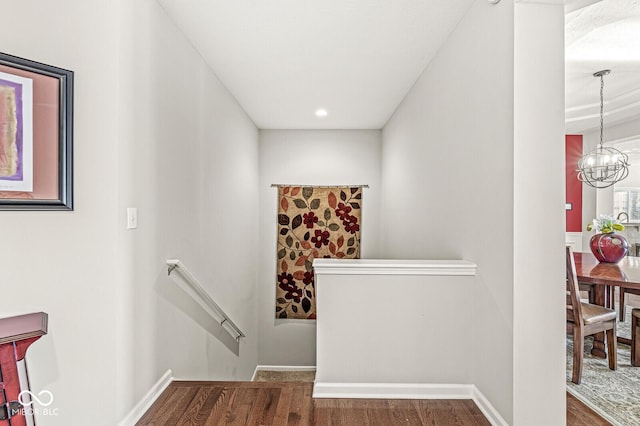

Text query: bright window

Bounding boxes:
[614,187,640,222]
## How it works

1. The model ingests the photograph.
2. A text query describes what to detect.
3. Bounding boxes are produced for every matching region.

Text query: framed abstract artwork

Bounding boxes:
[0,52,73,210]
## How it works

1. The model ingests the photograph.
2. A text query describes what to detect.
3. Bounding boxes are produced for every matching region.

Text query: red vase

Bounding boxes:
[589,232,629,263]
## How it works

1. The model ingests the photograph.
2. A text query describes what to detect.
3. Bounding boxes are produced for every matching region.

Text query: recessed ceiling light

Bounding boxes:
[315,109,328,118]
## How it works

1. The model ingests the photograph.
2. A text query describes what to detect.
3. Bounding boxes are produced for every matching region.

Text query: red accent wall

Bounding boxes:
[566,135,583,232]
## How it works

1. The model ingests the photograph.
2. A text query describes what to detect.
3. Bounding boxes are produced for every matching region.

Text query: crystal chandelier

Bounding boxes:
[577,70,630,189]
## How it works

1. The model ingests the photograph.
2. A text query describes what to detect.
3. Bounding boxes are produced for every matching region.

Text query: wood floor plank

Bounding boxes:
[333,399,367,425]
[388,399,424,425]
[263,387,284,423]
[203,386,234,426]
[363,399,399,426]
[137,384,178,425]
[416,399,458,425]
[314,398,348,426]
[427,399,490,426]
[145,385,198,425]
[226,386,258,425]
[272,384,294,424]
[460,399,492,425]
[179,386,221,426]
[219,386,248,426]
[288,383,314,425]
[244,387,280,425]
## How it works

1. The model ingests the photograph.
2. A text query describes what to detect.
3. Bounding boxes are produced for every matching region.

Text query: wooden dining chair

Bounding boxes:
[566,246,618,384]
[619,244,640,321]
[579,282,595,304]
[619,287,640,321]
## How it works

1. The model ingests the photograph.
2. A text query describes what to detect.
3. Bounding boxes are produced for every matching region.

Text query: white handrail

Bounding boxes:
[165,259,245,341]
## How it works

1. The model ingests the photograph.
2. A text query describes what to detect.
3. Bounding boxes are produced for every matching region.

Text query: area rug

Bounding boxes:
[275,186,362,319]
[567,306,640,426]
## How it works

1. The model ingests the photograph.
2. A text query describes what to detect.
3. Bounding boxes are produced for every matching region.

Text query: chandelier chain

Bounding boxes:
[600,72,604,147]
[576,69,630,189]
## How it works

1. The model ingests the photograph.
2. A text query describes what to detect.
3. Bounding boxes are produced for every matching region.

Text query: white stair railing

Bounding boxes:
[166,259,245,341]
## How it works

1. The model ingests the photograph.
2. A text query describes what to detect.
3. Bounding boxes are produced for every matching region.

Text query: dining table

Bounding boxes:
[574,251,640,358]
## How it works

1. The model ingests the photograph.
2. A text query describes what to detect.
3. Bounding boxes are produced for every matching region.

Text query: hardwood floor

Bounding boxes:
[137,381,491,425]
[138,381,611,425]
[566,393,612,426]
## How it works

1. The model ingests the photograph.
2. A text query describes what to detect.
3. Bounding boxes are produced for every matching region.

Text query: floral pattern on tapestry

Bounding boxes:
[276,186,362,319]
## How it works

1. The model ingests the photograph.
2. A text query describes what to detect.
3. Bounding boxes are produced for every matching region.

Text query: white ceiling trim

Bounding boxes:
[566,88,640,115]
[607,134,640,147]
[564,0,602,13]
[566,102,640,133]
[515,0,565,5]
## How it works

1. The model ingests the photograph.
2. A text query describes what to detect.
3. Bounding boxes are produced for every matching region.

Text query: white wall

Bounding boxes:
[0,1,260,425]
[0,1,120,425]
[382,0,515,420]
[616,156,640,188]
[513,2,566,425]
[117,0,260,421]
[382,1,565,424]
[258,130,382,365]
[314,263,476,388]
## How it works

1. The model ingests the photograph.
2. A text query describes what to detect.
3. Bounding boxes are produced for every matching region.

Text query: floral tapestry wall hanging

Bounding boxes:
[275,186,362,319]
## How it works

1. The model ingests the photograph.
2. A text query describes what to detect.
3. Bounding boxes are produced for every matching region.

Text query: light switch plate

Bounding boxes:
[127,208,138,230]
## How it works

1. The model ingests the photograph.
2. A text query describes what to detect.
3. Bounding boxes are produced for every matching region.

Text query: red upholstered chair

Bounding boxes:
[566,246,617,384]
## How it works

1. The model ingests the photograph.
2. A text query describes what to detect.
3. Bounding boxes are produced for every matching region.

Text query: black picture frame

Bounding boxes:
[0,52,73,210]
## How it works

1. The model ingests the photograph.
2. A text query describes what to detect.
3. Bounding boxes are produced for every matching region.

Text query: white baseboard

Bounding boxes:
[312,382,507,426]
[118,369,173,426]
[471,385,508,426]
[312,382,474,399]
[251,365,316,381]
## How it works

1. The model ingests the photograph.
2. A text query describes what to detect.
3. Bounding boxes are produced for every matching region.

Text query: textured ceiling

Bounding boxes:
[156,0,475,129]
[565,0,640,134]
